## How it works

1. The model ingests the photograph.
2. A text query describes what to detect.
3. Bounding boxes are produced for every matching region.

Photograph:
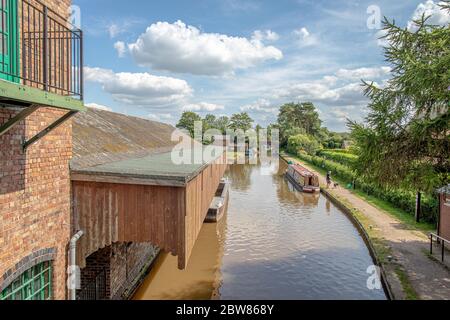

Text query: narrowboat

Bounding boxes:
[286,163,320,193]
[205,179,230,223]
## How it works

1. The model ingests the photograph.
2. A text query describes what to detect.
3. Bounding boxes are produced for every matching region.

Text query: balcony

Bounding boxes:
[0,0,84,110]
[0,0,85,148]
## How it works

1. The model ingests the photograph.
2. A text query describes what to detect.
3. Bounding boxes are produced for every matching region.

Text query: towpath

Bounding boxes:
[282,154,450,300]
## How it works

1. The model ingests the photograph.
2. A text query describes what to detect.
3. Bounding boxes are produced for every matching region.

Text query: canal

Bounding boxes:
[134,161,387,300]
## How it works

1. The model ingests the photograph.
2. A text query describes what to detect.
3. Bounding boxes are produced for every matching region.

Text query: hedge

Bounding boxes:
[295,152,438,223]
[318,150,358,167]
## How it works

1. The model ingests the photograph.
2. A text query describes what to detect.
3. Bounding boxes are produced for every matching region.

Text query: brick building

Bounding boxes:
[0,0,84,300]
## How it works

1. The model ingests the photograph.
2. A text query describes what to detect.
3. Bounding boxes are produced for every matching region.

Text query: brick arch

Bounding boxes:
[0,248,57,292]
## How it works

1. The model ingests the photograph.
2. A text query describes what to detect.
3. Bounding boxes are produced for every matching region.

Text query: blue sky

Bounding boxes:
[73,0,449,131]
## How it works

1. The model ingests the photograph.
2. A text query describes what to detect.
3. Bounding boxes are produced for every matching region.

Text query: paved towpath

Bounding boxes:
[283,154,450,300]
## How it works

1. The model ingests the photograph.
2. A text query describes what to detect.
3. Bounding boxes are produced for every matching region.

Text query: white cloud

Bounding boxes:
[84,67,193,107]
[182,102,225,112]
[86,102,112,111]
[408,0,450,31]
[241,99,279,114]
[336,67,391,80]
[147,113,173,122]
[128,20,283,76]
[114,41,127,58]
[252,30,280,42]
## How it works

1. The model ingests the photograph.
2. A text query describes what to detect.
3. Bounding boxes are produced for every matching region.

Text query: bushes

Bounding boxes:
[287,134,322,156]
[295,151,438,223]
[318,150,358,167]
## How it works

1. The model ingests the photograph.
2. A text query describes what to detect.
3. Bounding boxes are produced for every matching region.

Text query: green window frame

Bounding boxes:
[0,0,19,83]
[0,261,53,301]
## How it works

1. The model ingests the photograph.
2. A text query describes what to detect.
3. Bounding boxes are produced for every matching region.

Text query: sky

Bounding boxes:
[73,0,450,132]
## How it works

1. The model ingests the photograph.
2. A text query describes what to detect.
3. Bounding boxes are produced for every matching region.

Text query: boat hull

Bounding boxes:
[285,172,320,194]
[205,181,230,223]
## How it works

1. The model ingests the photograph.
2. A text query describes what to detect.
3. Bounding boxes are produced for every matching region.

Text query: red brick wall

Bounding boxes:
[0,0,74,300]
[0,107,73,300]
[79,243,159,300]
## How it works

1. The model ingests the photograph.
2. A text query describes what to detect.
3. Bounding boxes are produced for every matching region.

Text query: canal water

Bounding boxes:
[134,161,386,300]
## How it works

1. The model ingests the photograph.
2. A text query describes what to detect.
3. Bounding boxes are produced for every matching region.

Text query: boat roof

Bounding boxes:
[290,164,316,177]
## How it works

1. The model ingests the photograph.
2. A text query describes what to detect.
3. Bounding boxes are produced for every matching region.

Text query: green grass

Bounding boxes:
[283,151,435,233]
[394,267,419,300]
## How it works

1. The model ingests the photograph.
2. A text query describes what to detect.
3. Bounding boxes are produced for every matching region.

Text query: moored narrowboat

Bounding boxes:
[286,164,320,193]
[205,179,230,223]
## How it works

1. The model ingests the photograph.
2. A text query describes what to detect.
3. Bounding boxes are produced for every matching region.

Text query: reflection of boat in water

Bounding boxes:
[285,163,320,193]
[205,180,230,223]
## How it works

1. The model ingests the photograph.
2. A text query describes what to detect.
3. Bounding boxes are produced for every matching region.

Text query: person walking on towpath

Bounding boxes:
[326,171,332,189]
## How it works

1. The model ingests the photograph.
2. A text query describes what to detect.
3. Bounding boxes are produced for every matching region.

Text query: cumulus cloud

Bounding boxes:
[114,41,127,58]
[182,102,225,112]
[85,102,112,111]
[407,0,450,31]
[84,67,192,107]
[127,20,283,76]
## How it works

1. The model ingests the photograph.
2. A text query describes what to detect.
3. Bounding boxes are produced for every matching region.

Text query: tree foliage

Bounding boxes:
[277,102,322,146]
[176,111,202,138]
[349,6,450,193]
[229,112,254,132]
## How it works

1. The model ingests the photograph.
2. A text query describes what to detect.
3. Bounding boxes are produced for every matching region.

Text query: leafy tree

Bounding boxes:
[203,114,217,132]
[277,102,322,146]
[287,134,322,156]
[176,111,202,138]
[214,116,230,134]
[229,112,254,132]
[348,4,450,194]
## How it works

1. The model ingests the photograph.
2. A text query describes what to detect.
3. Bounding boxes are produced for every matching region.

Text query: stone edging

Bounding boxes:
[320,188,395,301]
[0,248,57,292]
[280,154,395,300]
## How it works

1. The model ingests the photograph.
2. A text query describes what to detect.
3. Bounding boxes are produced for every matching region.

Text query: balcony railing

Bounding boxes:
[0,0,83,100]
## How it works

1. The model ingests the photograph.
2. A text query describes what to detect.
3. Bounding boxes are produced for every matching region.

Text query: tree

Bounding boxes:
[287,134,322,156]
[203,114,217,131]
[214,116,230,134]
[348,4,450,194]
[229,112,254,132]
[176,111,202,138]
[277,102,322,146]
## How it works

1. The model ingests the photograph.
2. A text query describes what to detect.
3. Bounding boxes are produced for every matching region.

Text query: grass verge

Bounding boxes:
[283,152,435,233]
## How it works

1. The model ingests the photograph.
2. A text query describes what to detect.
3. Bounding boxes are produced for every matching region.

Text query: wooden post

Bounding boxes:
[415,191,421,223]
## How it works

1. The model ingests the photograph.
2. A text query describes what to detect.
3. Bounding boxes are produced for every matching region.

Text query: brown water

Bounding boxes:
[134,162,386,300]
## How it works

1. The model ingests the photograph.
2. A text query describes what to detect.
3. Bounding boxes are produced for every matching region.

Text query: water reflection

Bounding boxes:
[134,161,386,300]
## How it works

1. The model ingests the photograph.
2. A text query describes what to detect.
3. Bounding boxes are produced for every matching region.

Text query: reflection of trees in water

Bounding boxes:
[227,165,254,192]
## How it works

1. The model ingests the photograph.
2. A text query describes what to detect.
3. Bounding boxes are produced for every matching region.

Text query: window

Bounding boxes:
[0,261,53,300]
[0,0,19,82]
